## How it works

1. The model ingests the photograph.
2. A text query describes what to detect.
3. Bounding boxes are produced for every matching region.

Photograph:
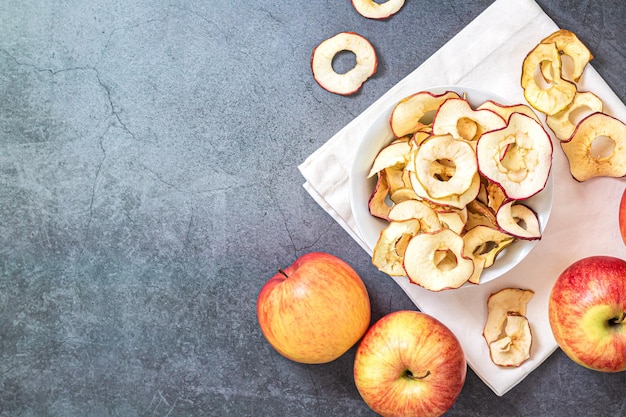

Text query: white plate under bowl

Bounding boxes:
[349,85,554,285]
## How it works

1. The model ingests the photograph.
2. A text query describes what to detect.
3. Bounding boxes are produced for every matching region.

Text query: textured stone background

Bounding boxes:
[1,1,625,416]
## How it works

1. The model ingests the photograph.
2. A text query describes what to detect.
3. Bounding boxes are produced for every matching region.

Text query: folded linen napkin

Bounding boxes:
[299,0,626,396]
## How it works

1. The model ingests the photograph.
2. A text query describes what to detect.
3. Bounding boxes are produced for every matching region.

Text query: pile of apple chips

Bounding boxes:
[367,90,552,291]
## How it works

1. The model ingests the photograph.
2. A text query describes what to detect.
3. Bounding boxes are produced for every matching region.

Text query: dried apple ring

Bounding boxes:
[390,90,460,137]
[546,91,603,141]
[351,0,405,20]
[477,113,552,200]
[560,112,626,181]
[521,42,577,115]
[414,135,478,199]
[540,29,593,83]
[403,228,475,291]
[311,32,377,96]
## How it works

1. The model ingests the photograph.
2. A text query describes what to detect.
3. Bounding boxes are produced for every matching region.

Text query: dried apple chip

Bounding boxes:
[540,29,593,83]
[560,112,626,181]
[311,32,377,96]
[488,313,532,367]
[351,0,405,20]
[546,91,603,141]
[477,113,552,200]
[414,135,478,199]
[521,42,577,115]
[403,228,474,291]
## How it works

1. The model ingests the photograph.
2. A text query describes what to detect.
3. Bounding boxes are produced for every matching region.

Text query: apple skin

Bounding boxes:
[354,310,466,417]
[618,190,626,245]
[256,252,370,364]
[548,256,626,372]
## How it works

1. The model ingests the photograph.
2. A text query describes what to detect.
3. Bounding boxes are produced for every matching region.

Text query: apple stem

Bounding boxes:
[404,369,431,380]
[278,268,288,278]
[610,311,626,326]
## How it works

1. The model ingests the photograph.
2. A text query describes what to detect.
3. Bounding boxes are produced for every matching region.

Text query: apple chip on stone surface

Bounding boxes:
[351,0,405,20]
[311,32,377,96]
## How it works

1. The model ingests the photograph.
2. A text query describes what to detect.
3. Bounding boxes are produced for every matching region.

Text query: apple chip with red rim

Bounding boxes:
[477,112,553,200]
[560,112,626,182]
[403,228,475,291]
[351,0,405,20]
[521,42,577,115]
[311,32,377,96]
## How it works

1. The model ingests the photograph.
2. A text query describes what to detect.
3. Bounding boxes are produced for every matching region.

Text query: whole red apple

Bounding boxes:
[354,310,466,417]
[548,256,626,372]
[256,252,370,364]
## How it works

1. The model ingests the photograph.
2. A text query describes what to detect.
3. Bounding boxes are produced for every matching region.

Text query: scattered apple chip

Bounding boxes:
[546,91,603,141]
[311,32,377,96]
[403,228,475,291]
[560,112,626,181]
[477,113,552,200]
[521,42,577,115]
[483,288,534,346]
[351,0,405,20]
[539,29,593,83]
[488,313,532,367]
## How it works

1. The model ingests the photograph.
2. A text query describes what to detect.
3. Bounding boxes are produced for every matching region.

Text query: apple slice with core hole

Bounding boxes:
[390,91,460,138]
[414,135,478,199]
[372,219,422,276]
[560,112,626,181]
[311,32,377,96]
[351,0,405,20]
[403,228,474,291]
[483,288,534,345]
[488,313,532,367]
[546,91,603,141]
[477,113,552,200]
[540,29,593,83]
[496,201,542,240]
[432,98,506,142]
[521,42,577,115]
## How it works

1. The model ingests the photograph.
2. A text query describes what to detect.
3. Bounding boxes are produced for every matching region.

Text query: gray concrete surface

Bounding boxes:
[1,0,625,416]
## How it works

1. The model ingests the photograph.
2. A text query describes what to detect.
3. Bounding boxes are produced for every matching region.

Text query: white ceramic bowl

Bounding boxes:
[349,85,554,285]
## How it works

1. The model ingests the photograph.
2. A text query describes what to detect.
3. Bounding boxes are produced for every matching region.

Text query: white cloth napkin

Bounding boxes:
[299,0,626,396]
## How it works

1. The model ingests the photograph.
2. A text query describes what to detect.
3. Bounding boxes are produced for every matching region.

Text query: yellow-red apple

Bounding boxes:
[256,252,370,364]
[354,310,466,417]
[548,256,626,372]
